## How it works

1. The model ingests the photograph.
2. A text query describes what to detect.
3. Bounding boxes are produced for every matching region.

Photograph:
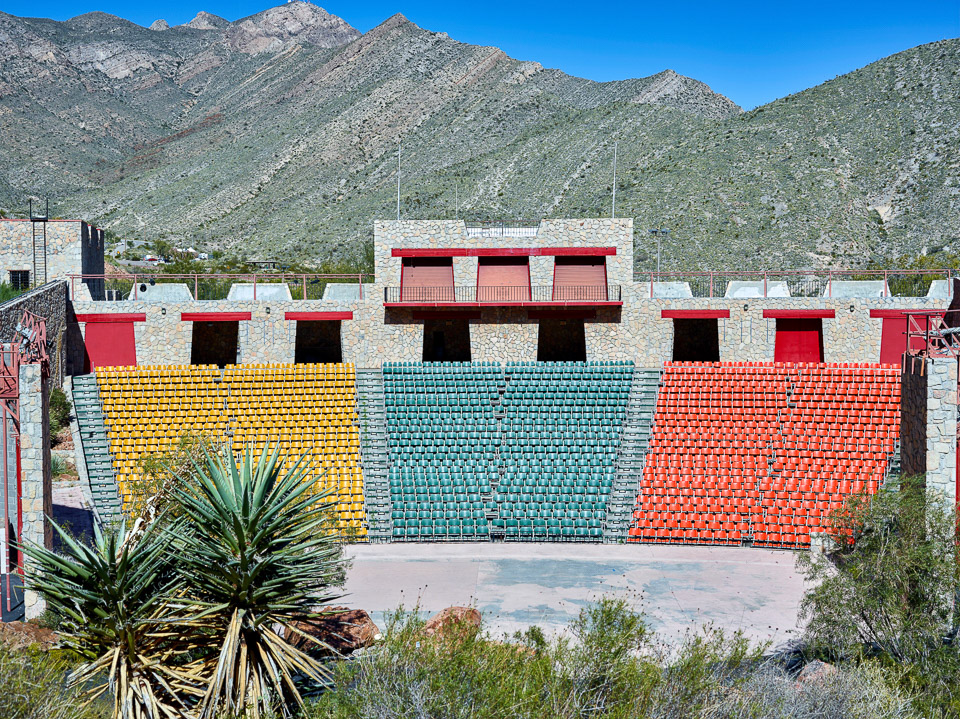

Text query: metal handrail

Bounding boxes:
[642,270,955,298]
[384,285,622,303]
[69,273,373,301]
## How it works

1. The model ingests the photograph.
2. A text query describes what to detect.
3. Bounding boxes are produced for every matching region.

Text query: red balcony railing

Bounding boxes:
[385,285,621,304]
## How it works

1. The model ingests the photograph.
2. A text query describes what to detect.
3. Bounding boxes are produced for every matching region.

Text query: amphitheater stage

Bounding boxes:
[342,543,805,644]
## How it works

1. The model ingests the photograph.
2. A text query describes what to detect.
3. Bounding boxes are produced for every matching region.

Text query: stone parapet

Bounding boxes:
[0,280,70,386]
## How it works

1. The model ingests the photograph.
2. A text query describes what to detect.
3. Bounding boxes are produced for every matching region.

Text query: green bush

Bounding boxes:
[799,475,960,717]
[0,643,104,719]
[49,387,72,438]
[307,599,771,719]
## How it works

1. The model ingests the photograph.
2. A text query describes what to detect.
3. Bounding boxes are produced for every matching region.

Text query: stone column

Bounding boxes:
[19,363,52,619]
[900,355,957,508]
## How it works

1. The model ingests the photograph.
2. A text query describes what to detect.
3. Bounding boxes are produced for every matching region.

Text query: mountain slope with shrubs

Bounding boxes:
[0,5,956,270]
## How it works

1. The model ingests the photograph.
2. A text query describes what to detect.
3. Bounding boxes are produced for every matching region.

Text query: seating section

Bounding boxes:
[383,360,634,541]
[629,362,900,548]
[95,363,365,536]
[495,363,632,539]
[384,362,500,539]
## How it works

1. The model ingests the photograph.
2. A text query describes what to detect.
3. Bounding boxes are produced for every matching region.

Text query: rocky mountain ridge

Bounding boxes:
[0,4,955,270]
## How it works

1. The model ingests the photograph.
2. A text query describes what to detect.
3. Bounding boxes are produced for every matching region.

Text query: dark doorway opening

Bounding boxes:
[672,319,720,362]
[191,322,239,368]
[537,319,586,362]
[295,321,342,364]
[422,319,471,362]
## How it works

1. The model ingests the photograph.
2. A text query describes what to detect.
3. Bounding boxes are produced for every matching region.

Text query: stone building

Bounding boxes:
[0,218,105,299]
[66,218,953,369]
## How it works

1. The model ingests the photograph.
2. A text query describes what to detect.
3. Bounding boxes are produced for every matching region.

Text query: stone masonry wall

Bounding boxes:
[901,355,957,507]
[0,219,103,285]
[19,363,51,619]
[0,280,69,386]
[72,290,949,369]
[373,219,634,293]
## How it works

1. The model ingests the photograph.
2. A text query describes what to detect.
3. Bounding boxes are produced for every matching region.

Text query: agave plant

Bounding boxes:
[22,520,200,719]
[171,444,344,719]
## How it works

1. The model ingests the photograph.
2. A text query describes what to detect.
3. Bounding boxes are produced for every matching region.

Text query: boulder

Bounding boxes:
[0,621,58,651]
[421,606,482,639]
[286,607,380,656]
[798,659,837,683]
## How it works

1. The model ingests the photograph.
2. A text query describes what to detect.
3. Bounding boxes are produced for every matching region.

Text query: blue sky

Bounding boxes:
[5,0,958,108]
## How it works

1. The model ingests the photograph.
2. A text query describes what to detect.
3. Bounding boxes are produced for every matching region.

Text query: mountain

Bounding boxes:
[0,4,954,271]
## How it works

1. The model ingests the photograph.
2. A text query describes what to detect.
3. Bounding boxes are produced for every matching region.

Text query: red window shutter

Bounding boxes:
[401,258,454,301]
[552,257,607,300]
[774,319,823,363]
[477,257,530,302]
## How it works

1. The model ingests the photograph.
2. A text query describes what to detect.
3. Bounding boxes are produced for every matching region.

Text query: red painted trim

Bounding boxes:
[391,247,616,258]
[75,313,147,323]
[284,311,353,321]
[180,312,252,322]
[412,310,482,320]
[385,301,623,309]
[528,309,597,320]
[661,310,730,319]
[762,309,836,319]
[869,309,923,318]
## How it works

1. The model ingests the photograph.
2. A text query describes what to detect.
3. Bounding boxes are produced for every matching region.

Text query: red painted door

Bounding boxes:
[774,319,823,363]
[878,316,926,365]
[83,322,137,371]
[879,317,908,365]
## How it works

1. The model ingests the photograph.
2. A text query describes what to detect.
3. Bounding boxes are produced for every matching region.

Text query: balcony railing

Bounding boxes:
[70,273,373,302]
[464,220,540,238]
[385,285,622,304]
[641,270,956,298]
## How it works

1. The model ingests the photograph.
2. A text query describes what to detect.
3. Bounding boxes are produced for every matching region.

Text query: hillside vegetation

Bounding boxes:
[0,4,956,271]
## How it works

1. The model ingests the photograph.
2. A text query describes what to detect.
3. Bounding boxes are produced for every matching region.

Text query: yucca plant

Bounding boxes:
[171,444,344,719]
[22,520,200,719]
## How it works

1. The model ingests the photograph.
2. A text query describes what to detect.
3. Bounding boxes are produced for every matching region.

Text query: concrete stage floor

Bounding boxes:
[342,543,807,644]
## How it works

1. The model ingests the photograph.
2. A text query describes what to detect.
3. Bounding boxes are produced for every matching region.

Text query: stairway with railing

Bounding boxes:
[72,375,121,523]
[604,368,661,542]
[356,369,392,541]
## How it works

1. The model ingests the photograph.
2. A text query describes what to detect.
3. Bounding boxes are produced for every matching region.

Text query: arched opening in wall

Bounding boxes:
[773,319,823,363]
[295,321,342,364]
[191,322,239,368]
[422,319,471,362]
[537,319,586,362]
[672,319,720,362]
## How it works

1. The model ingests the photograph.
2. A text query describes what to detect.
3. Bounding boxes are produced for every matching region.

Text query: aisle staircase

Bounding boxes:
[355,369,392,541]
[604,368,661,542]
[71,375,121,523]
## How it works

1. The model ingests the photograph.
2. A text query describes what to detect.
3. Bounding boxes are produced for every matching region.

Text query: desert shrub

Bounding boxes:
[799,475,960,716]
[307,599,767,719]
[0,642,105,719]
[709,661,916,719]
[49,387,72,437]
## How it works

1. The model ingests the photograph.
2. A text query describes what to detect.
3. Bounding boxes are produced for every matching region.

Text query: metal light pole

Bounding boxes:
[396,140,401,221]
[611,141,618,218]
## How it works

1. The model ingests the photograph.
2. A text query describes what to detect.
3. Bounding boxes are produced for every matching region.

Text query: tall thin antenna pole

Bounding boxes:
[611,141,618,218]
[396,140,401,221]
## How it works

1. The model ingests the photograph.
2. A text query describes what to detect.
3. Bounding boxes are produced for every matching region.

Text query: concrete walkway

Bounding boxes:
[342,543,807,644]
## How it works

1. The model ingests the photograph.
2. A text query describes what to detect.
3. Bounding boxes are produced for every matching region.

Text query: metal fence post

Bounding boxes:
[253,274,257,301]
